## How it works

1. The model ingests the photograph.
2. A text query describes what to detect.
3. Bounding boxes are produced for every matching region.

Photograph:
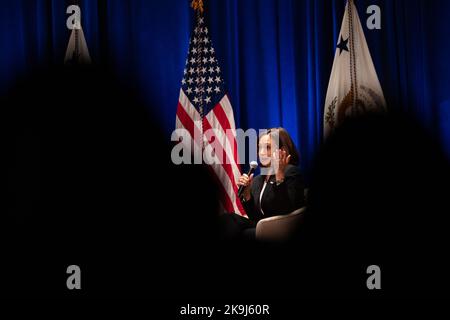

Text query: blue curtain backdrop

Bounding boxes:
[1,0,449,178]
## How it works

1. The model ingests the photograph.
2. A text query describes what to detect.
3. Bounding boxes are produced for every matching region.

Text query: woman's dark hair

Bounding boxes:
[260,127,300,166]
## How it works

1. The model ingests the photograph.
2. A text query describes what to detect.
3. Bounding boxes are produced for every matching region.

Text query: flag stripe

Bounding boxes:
[202,117,246,215]
[206,106,241,179]
[177,101,245,216]
[213,99,240,162]
[176,115,237,214]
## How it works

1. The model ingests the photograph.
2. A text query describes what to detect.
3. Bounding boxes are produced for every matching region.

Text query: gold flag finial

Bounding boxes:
[191,0,204,13]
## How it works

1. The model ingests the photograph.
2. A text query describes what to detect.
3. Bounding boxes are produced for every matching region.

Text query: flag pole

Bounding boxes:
[191,0,206,147]
[347,0,358,113]
[191,0,205,118]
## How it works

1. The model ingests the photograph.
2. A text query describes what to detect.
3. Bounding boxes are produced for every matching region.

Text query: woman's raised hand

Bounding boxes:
[272,148,291,181]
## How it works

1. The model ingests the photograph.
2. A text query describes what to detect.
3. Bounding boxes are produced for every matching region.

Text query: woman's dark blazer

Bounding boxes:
[242,164,305,222]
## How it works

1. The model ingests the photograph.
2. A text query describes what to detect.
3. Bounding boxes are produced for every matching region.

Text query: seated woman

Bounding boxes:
[220,127,305,240]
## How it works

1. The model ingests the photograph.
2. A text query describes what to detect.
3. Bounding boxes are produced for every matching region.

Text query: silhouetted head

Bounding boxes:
[301,111,450,297]
[2,66,221,297]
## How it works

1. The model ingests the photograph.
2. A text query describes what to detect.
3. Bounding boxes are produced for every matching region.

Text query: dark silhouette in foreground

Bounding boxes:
[298,111,450,297]
[3,67,449,299]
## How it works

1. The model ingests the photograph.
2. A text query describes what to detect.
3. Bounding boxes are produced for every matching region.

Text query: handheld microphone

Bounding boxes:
[238,161,258,198]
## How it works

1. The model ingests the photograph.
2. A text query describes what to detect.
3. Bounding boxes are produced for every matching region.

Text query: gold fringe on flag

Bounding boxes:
[191,0,204,13]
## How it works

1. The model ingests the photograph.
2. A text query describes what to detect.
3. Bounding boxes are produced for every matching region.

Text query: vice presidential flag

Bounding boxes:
[324,0,386,137]
[64,26,91,65]
[175,3,246,216]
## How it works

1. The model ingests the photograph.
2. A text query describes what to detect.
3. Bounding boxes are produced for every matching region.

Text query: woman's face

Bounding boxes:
[258,134,272,167]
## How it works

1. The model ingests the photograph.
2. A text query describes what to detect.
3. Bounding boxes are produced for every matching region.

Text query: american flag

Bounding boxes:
[175,13,246,217]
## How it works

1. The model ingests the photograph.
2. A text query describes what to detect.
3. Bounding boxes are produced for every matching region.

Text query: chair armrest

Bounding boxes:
[255,207,306,241]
